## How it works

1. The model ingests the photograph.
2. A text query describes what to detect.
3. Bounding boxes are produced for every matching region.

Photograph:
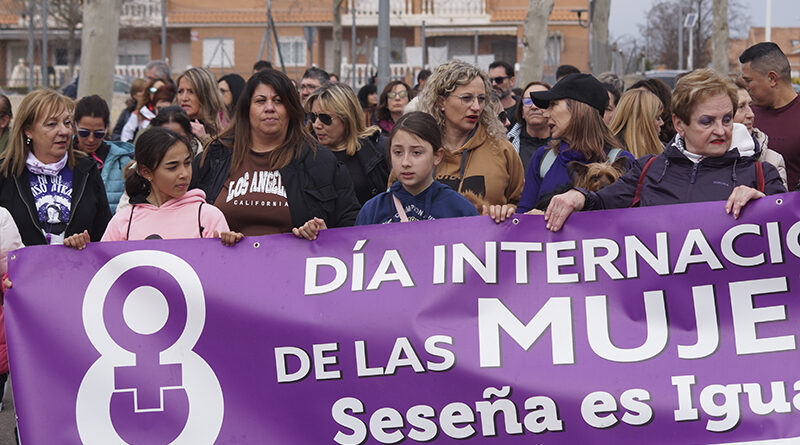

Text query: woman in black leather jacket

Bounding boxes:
[190,69,360,240]
[305,82,390,205]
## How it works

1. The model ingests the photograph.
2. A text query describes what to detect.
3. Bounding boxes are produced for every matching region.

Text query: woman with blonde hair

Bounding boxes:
[609,89,665,158]
[305,82,389,204]
[0,89,111,247]
[176,67,229,145]
[414,59,524,214]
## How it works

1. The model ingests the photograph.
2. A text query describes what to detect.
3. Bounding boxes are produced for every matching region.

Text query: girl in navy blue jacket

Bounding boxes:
[356,112,477,225]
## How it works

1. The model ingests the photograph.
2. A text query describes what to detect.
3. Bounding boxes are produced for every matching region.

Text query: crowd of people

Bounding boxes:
[0,42,799,413]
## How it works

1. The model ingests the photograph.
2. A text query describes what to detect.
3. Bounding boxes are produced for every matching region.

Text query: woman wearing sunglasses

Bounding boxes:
[506,81,552,175]
[374,80,412,135]
[120,78,165,142]
[412,59,524,215]
[305,83,389,205]
[190,69,360,240]
[72,95,134,212]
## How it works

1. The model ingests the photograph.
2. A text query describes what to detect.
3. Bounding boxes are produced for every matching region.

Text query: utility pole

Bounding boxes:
[678,6,683,70]
[161,0,167,61]
[376,0,390,92]
[351,3,356,88]
[765,0,772,41]
[27,0,35,91]
[41,0,48,87]
[421,20,426,68]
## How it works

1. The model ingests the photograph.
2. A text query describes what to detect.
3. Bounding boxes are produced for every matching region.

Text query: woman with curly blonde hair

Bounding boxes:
[414,59,524,212]
[305,82,390,204]
[609,89,665,158]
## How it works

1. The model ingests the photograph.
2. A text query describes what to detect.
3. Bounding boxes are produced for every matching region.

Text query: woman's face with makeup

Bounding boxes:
[674,93,734,157]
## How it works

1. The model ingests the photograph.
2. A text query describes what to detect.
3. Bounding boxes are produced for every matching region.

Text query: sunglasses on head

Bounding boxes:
[149,87,158,94]
[77,128,107,139]
[308,112,334,126]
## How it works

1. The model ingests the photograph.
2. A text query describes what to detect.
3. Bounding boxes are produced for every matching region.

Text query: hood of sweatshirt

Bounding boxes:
[130,188,208,212]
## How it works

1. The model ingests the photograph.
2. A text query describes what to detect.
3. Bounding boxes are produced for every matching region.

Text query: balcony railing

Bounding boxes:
[340,61,416,88]
[120,0,162,27]
[347,0,486,18]
[8,64,147,89]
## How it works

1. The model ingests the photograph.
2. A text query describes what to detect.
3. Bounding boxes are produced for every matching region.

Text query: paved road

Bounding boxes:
[0,379,17,445]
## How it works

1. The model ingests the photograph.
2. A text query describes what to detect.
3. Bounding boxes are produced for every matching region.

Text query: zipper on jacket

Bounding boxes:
[13,176,47,243]
[690,163,698,184]
[64,173,89,235]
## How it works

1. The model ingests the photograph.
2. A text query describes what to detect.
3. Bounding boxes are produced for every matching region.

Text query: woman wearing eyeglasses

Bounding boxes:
[507,81,552,175]
[0,89,111,247]
[190,69,360,240]
[412,59,524,213]
[374,80,412,135]
[305,83,390,205]
[72,95,134,213]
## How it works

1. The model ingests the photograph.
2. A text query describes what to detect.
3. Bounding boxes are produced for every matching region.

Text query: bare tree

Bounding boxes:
[48,0,82,78]
[711,0,728,75]
[332,0,344,78]
[518,0,554,83]
[591,0,611,74]
[78,0,122,103]
[640,0,747,70]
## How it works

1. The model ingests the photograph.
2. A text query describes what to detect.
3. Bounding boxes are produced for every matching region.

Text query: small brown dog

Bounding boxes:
[530,157,630,213]
[568,156,629,191]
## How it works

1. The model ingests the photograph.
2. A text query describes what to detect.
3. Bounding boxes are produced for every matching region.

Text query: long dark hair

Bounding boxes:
[126,127,191,197]
[149,105,192,137]
[211,69,315,171]
[219,73,246,112]
[375,80,412,122]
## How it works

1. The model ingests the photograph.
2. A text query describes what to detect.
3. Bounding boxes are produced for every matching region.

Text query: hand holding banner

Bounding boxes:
[6,193,800,443]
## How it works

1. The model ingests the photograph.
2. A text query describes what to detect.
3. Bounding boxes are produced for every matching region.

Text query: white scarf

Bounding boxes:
[26,150,68,177]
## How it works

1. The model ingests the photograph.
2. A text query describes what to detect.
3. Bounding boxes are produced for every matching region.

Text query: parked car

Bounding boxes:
[644,70,688,90]
[59,75,132,98]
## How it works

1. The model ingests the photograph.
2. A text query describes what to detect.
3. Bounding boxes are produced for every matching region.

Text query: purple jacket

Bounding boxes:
[582,138,786,210]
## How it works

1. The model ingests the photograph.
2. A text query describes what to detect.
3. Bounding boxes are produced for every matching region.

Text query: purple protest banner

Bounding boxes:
[5,192,800,444]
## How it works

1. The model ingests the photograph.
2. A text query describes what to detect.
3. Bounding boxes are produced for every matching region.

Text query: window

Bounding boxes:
[117,39,150,66]
[203,38,235,68]
[277,37,307,67]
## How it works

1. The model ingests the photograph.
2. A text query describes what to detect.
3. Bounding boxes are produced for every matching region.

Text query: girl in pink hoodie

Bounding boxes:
[102,128,238,243]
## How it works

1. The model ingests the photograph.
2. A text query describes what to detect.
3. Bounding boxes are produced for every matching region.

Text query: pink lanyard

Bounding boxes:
[391,194,409,222]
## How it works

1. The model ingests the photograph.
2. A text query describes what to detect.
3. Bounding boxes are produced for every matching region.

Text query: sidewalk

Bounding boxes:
[0,380,16,445]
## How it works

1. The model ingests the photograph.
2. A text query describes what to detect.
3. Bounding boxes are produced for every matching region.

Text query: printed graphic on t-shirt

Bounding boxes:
[29,170,73,242]
[214,168,292,236]
[223,170,288,208]
[436,174,486,198]
[383,204,433,223]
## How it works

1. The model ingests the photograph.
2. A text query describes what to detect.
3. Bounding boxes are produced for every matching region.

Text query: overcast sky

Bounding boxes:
[609,0,800,41]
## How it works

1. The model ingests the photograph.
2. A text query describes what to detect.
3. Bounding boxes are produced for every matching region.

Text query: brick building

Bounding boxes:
[0,0,591,88]
[729,27,800,78]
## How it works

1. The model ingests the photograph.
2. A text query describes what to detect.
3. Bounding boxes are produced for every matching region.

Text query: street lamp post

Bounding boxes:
[684,12,698,71]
